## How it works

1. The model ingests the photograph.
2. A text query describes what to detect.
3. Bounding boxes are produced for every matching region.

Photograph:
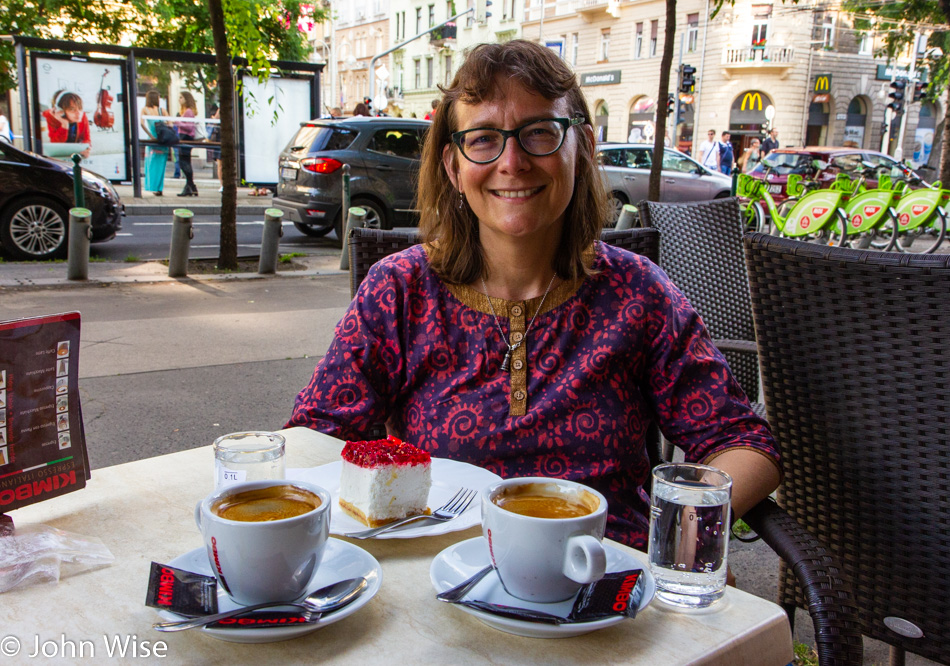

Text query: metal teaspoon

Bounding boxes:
[152,576,367,632]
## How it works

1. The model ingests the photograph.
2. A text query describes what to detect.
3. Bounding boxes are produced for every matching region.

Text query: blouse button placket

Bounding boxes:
[508,300,528,416]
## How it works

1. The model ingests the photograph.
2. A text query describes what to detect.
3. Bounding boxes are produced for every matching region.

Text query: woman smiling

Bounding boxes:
[288,40,780,548]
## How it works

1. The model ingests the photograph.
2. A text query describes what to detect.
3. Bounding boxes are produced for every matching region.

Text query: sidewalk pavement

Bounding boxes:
[0,250,346,289]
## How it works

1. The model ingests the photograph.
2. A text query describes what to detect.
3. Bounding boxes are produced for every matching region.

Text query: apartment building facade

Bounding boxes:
[322,0,938,165]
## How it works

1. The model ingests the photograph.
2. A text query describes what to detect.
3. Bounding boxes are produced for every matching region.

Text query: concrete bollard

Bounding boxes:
[168,209,194,278]
[615,204,639,230]
[258,208,285,275]
[67,207,92,281]
[339,206,367,271]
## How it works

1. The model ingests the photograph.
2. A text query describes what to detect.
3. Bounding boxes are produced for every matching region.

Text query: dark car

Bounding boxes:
[596,143,732,223]
[0,140,123,260]
[273,117,430,241]
[747,147,920,204]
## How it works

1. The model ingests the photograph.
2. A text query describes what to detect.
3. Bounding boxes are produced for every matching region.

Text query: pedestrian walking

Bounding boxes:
[761,128,779,157]
[699,129,720,171]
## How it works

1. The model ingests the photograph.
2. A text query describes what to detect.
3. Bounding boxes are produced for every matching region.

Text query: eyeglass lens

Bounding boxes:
[459,120,566,162]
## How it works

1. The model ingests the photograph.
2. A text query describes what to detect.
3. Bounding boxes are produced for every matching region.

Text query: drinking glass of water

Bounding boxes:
[213,431,286,490]
[647,463,733,609]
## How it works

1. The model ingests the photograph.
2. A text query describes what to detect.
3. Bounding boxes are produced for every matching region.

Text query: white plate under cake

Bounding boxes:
[289,458,501,539]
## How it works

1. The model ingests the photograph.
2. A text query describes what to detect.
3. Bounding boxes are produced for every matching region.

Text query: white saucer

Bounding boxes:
[158,539,382,643]
[430,537,655,638]
[289,458,500,539]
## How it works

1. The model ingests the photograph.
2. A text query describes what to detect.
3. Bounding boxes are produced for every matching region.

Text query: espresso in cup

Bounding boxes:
[492,483,597,519]
[212,484,321,522]
[196,480,331,604]
[482,478,608,602]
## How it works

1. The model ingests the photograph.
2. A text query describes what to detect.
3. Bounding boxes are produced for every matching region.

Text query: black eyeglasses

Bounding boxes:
[451,117,584,164]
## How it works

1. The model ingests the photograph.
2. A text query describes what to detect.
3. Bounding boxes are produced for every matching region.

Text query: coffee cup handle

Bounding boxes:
[562,535,607,585]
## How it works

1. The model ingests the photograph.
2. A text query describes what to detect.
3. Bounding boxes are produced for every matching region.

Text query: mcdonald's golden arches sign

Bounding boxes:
[740,92,763,111]
[813,74,832,92]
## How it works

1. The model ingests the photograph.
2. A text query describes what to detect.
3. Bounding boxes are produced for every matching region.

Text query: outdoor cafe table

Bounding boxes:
[1,427,793,665]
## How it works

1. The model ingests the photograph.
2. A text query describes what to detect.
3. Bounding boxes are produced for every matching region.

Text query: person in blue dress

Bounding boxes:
[140,91,169,196]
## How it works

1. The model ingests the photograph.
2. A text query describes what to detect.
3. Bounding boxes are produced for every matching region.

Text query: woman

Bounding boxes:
[739,138,762,174]
[176,92,198,196]
[140,91,168,196]
[205,105,222,193]
[287,40,780,548]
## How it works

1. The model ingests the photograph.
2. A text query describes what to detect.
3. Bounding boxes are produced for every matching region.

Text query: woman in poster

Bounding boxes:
[176,92,199,196]
[42,91,91,158]
[140,91,169,196]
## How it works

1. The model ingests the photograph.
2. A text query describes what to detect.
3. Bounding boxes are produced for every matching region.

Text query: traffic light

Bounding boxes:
[667,94,675,114]
[680,64,696,93]
[475,0,492,22]
[914,81,929,102]
[887,79,906,115]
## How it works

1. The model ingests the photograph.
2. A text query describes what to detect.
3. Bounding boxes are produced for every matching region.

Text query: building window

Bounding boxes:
[686,13,699,53]
[571,33,579,66]
[416,7,422,33]
[429,4,435,27]
[427,57,434,88]
[751,5,771,47]
[650,20,658,57]
[600,29,610,61]
[414,59,421,89]
[634,23,643,59]
[821,15,836,48]
[444,54,453,86]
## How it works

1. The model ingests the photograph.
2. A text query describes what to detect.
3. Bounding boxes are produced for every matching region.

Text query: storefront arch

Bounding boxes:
[627,96,656,144]
[728,90,773,152]
[913,101,938,167]
[595,100,609,142]
[843,96,869,148]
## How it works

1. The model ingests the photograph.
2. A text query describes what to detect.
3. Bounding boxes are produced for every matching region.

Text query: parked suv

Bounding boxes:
[747,147,921,204]
[0,140,123,260]
[596,143,732,223]
[273,117,430,241]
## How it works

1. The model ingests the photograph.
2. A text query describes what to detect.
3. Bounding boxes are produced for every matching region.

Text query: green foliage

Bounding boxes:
[793,641,819,666]
[124,254,141,263]
[842,0,950,94]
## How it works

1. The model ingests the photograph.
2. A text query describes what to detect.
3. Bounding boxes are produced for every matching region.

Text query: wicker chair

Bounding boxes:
[348,226,662,297]
[638,198,761,409]
[744,232,950,664]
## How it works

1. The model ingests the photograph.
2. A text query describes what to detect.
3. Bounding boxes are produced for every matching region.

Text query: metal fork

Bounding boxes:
[345,488,476,539]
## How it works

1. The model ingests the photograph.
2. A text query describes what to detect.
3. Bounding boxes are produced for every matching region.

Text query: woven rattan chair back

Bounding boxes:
[638,198,759,402]
[348,227,661,297]
[744,232,950,664]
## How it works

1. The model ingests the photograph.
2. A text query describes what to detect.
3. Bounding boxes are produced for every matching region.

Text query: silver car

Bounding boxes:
[597,143,732,223]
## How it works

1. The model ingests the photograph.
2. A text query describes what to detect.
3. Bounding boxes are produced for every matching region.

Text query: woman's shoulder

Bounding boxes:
[364,243,431,287]
[592,240,667,289]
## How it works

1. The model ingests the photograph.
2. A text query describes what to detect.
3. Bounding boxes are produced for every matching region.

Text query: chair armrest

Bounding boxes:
[743,498,864,666]
[713,338,758,355]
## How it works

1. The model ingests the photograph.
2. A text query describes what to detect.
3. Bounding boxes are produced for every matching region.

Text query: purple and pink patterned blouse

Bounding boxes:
[288,242,780,548]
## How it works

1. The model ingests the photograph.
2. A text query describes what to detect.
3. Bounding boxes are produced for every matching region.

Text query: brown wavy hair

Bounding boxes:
[418,40,607,285]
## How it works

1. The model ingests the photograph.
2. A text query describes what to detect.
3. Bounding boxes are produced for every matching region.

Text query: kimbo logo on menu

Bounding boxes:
[0,472,77,506]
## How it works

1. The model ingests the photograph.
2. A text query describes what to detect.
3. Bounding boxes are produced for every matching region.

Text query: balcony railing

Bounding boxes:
[722,45,795,66]
[429,23,457,47]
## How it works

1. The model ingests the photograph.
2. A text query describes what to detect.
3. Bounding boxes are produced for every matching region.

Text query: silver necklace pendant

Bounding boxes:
[500,345,515,372]
[481,273,557,374]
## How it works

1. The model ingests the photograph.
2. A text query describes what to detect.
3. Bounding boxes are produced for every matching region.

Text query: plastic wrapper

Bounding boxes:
[0,522,115,593]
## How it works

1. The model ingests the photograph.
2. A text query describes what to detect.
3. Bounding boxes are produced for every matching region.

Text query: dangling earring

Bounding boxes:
[458,191,465,210]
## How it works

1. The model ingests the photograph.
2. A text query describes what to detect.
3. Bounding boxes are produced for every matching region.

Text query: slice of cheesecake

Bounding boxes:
[338,436,432,527]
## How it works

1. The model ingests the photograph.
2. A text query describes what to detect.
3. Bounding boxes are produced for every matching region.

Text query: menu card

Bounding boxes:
[0,312,90,513]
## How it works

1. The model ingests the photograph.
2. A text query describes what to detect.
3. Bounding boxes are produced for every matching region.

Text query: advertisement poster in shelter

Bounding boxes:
[240,74,313,185]
[32,54,129,181]
[0,313,90,513]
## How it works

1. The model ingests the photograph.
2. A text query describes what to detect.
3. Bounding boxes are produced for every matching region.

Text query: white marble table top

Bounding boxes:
[1,427,792,665]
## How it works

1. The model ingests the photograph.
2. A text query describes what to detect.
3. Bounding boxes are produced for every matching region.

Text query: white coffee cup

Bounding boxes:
[481,477,608,603]
[195,479,331,605]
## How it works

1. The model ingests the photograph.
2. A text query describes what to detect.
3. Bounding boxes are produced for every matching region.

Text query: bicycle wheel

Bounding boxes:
[822,209,851,247]
[897,209,947,254]
[744,200,770,234]
[867,212,899,251]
